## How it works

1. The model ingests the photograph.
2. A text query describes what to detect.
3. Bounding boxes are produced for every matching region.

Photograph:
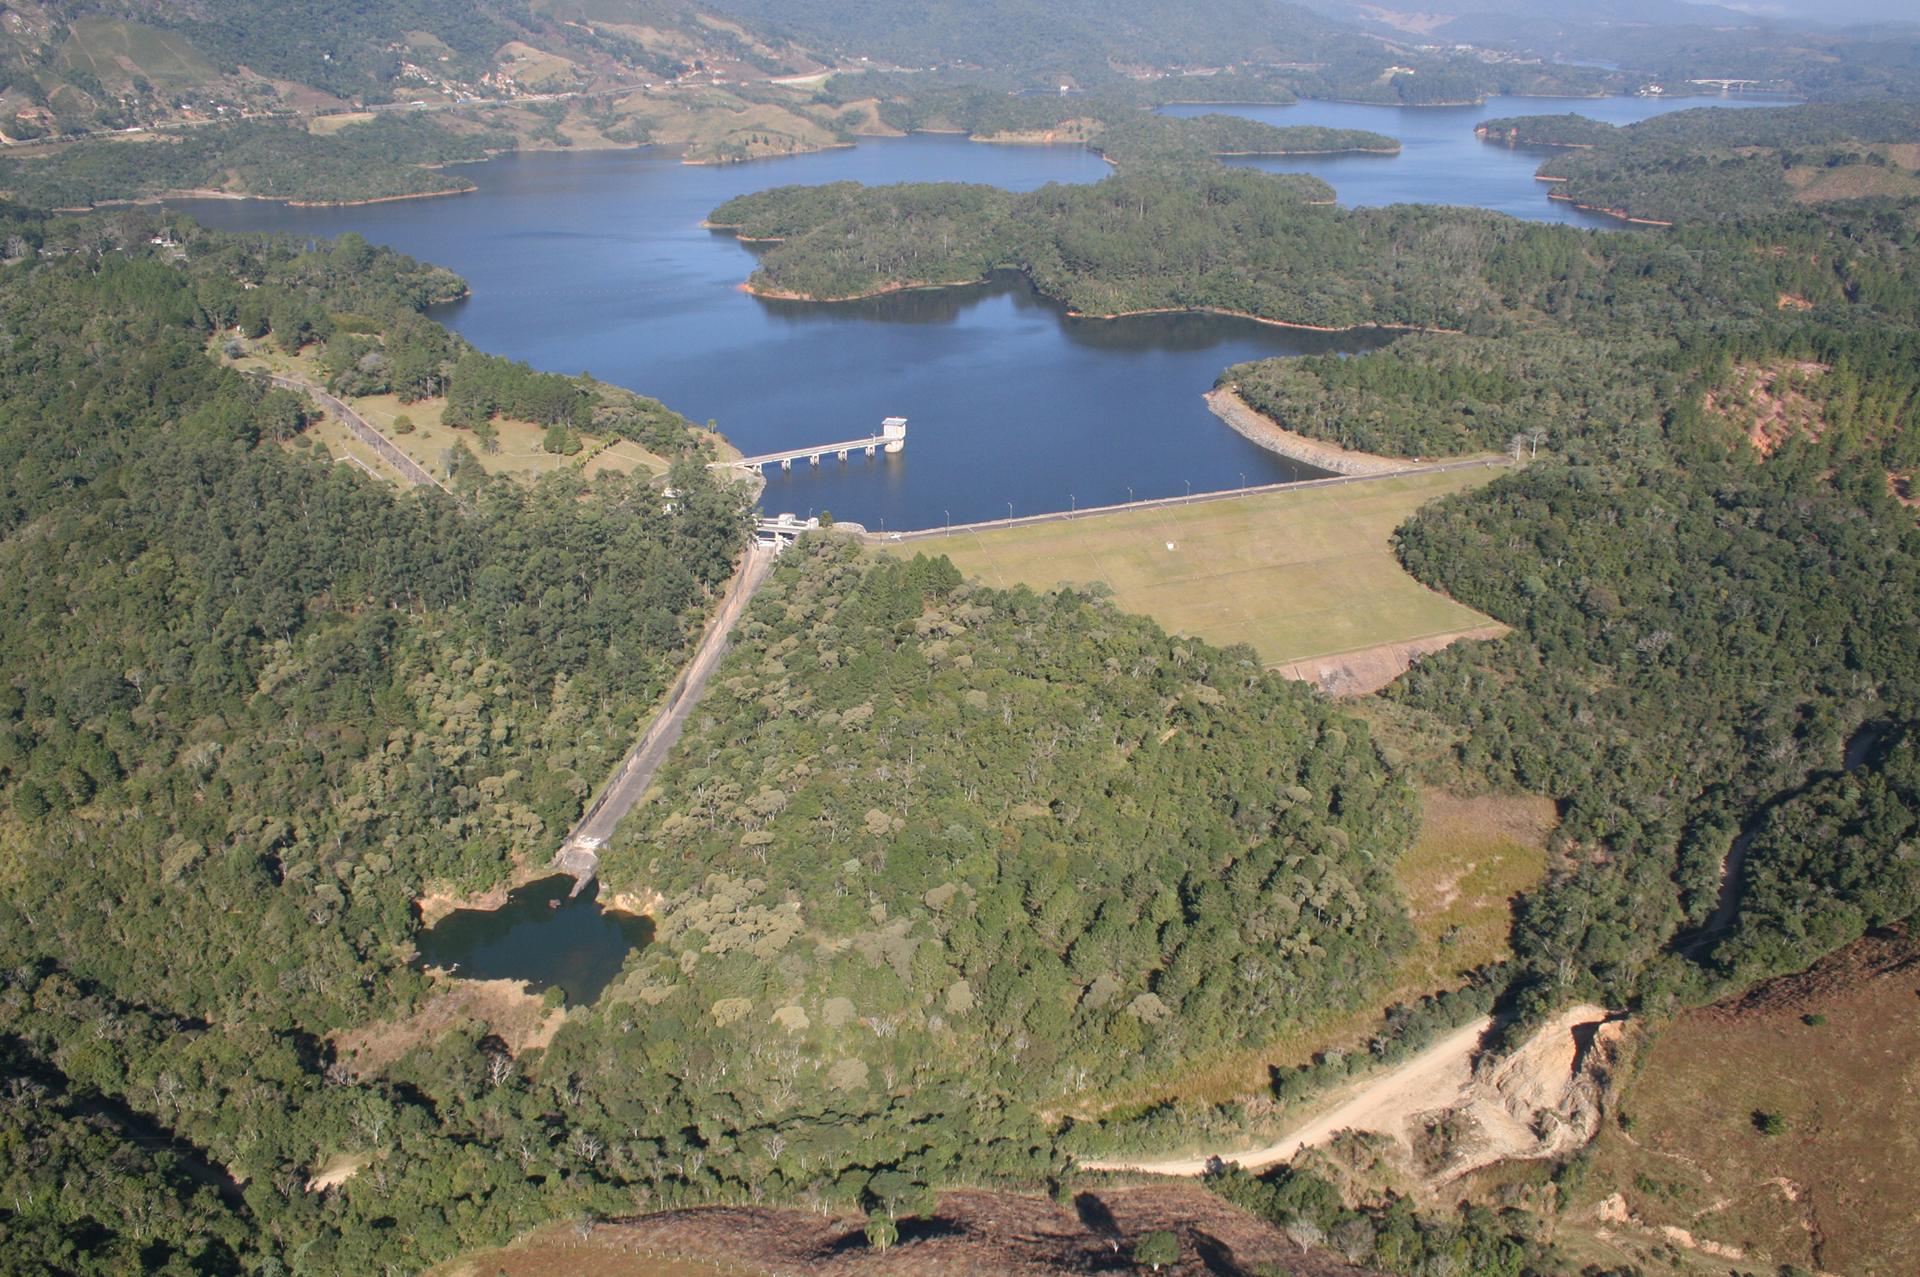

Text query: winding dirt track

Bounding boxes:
[1079,1016,1494,1176]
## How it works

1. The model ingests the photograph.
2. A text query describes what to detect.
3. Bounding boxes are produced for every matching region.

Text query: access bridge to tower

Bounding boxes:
[712,416,906,474]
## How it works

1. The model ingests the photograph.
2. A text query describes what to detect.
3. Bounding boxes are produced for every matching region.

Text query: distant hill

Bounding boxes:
[706,0,1363,75]
[0,0,823,139]
[1299,0,1920,100]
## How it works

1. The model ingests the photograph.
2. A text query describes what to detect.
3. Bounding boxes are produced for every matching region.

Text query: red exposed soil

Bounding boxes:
[1703,923,1919,1022]
[1703,360,1829,457]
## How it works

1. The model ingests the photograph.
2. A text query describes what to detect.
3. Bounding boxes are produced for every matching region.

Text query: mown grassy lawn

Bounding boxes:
[886,468,1500,667]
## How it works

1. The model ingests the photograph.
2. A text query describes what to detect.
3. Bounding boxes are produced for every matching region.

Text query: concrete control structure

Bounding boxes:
[714,417,907,474]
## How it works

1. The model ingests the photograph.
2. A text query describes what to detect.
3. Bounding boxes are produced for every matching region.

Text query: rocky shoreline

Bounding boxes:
[1204,385,1411,476]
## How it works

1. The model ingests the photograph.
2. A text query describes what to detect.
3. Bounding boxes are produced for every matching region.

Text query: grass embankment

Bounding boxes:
[881,469,1499,669]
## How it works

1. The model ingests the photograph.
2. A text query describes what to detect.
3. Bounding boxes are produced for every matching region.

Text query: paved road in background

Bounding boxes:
[266,373,454,496]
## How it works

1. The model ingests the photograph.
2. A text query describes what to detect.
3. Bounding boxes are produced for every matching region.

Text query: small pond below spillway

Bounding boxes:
[415,874,652,1004]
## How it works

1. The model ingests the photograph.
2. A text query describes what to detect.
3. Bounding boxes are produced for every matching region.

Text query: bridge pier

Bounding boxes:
[809,453,821,467]
[837,449,848,462]
[780,457,792,471]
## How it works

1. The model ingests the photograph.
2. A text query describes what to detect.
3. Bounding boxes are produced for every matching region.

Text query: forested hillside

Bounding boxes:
[5,2,1920,1269]
[0,117,497,206]
[602,539,1415,1101]
[1502,102,1920,223]
[1389,315,1920,1021]
[712,163,1850,328]
[0,206,750,1271]
[709,0,1355,77]
[0,0,795,134]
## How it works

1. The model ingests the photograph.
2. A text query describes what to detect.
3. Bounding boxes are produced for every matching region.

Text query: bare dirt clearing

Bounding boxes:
[1704,359,1828,457]
[1084,1004,1621,1186]
[329,976,565,1079]
[436,1187,1384,1277]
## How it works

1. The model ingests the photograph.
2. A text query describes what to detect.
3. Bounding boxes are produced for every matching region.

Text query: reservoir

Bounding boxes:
[170,95,1775,528]
[1162,93,1788,222]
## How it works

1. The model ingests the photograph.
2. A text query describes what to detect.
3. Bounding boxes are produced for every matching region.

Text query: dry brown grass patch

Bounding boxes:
[1560,926,1920,1276]
[435,1187,1374,1277]
[329,976,566,1079]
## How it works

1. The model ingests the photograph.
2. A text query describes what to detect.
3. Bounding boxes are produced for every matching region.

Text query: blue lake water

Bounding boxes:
[170,94,1780,528]
[1163,93,1792,223]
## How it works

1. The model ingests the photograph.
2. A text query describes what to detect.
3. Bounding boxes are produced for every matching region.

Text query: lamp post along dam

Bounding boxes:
[712,416,907,474]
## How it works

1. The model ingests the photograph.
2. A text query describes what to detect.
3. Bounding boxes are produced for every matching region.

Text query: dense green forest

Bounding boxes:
[1475,113,1619,149]
[710,162,1862,328]
[1507,102,1920,223]
[601,538,1414,1097]
[1089,113,1397,166]
[0,117,500,207]
[709,181,1023,296]
[0,206,753,1271]
[1221,332,1664,458]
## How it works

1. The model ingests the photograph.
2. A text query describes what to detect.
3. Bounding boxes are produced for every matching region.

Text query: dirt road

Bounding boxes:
[1078,1016,1495,1176]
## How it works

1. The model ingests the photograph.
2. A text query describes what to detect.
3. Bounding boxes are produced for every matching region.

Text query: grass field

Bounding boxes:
[62,19,216,89]
[885,468,1501,668]
[431,1223,758,1277]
